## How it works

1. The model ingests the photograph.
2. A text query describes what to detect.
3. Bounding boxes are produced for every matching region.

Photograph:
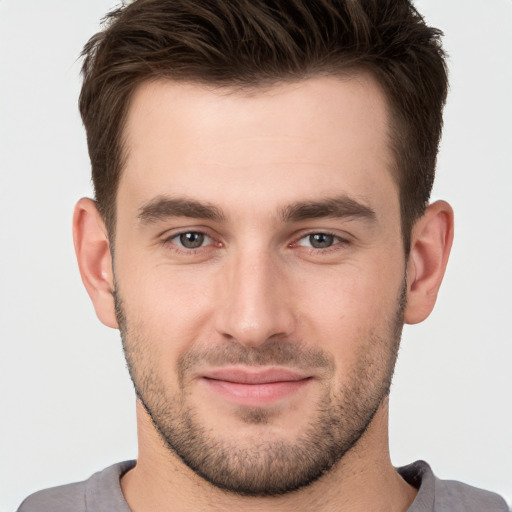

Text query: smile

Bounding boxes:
[201,367,313,406]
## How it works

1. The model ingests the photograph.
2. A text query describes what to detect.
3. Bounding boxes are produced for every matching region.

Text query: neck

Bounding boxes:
[121,399,417,512]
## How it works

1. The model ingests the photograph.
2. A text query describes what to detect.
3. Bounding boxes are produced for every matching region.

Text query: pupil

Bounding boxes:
[180,232,204,248]
[310,233,333,249]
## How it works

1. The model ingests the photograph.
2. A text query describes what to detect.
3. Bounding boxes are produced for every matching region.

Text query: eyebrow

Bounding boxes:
[137,194,376,225]
[280,196,376,223]
[138,196,226,224]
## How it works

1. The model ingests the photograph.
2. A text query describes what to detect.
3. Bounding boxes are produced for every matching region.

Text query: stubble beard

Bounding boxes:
[115,285,405,497]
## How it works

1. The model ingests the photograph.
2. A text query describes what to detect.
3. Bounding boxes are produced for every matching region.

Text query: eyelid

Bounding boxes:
[171,231,213,248]
[159,226,222,252]
[159,225,215,240]
[291,230,351,247]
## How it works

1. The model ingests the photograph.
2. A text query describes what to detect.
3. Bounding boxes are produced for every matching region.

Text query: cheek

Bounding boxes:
[291,259,403,358]
[115,254,219,367]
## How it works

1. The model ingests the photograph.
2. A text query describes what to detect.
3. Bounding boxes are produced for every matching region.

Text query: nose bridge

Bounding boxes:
[215,245,294,346]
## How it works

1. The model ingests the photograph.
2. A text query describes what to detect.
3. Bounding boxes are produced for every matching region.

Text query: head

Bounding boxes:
[79,0,448,252]
[74,0,453,499]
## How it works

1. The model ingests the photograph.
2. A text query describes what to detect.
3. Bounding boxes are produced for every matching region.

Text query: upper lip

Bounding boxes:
[202,367,311,384]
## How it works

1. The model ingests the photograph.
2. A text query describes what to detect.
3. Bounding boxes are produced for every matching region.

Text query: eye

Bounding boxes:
[297,233,337,249]
[172,231,212,249]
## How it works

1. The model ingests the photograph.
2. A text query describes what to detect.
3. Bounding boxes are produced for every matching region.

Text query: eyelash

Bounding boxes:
[160,229,350,256]
[289,231,350,255]
[161,230,220,255]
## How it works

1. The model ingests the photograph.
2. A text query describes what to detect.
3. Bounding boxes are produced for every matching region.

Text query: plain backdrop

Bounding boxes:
[1,1,511,510]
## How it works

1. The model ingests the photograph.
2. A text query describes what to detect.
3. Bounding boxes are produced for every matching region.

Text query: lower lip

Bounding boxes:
[202,378,311,406]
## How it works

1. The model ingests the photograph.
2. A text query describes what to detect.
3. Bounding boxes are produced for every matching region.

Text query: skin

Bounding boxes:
[73,74,454,511]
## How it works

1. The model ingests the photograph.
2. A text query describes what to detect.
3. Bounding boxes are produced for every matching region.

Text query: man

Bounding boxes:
[16,0,509,511]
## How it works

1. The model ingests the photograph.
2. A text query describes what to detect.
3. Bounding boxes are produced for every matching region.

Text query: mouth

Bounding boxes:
[200,367,313,406]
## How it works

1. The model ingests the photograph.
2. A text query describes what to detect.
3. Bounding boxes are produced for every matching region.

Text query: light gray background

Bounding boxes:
[1,1,511,510]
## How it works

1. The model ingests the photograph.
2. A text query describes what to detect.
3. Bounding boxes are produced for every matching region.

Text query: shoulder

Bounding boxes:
[17,481,86,512]
[434,477,510,512]
[16,461,135,512]
[398,460,510,512]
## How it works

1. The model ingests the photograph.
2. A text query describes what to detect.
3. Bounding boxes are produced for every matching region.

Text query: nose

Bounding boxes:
[214,250,296,348]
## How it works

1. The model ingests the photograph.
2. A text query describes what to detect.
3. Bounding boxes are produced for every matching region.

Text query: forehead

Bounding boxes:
[119,74,397,219]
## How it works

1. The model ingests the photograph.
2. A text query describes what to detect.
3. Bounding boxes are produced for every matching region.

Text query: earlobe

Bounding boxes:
[404,200,454,325]
[73,198,119,329]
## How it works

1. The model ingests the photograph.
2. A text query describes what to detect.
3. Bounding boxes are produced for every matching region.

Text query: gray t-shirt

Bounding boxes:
[17,460,509,511]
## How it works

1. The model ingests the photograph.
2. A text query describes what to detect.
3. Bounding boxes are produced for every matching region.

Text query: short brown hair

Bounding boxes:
[79,0,448,249]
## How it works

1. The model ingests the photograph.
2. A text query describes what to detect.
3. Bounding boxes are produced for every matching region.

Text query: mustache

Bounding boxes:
[177,339,334,380]
[114,290,335,380]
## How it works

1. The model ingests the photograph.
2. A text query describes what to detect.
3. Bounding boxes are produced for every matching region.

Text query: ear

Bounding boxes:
[404,200,454,325]
[73,198,118,329]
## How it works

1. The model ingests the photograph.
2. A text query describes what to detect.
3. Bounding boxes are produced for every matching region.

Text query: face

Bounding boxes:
[113,75,406,495]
